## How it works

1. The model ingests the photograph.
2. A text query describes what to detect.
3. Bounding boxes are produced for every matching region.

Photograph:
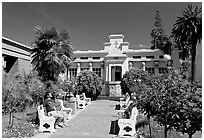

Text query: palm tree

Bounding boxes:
[31,27,73,83]
[172,5,202,81]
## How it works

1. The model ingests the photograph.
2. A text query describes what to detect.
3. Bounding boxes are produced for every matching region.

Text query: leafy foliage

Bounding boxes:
[75,70,103,100]
[121,67,202,138]
[31,26,73,82]
[172,4,202,81]
[2,121,38,138]
[2,71,33,126]
[120,68,150,96]
[150,10,172,55]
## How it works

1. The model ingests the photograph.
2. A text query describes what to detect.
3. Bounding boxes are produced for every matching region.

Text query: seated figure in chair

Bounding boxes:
[55,93,72,120]
[43,92,67,129]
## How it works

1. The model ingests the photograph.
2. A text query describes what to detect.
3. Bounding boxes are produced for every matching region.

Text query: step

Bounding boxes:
[97,96,123,101]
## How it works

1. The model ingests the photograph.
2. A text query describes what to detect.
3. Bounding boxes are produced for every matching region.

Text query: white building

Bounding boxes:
[68,34,170,97]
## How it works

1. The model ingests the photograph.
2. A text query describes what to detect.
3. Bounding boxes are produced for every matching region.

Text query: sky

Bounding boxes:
[2,1,202,52]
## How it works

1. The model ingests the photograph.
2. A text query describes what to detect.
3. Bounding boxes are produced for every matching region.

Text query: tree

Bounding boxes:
[2,72,33,127]
[75,70,103,100]
[150,10,172,55]
[31,26,73,83]
[173,81,202,138]
[28,73,46,106]
[120,68,150,96]
[120,68,153,136]
[172,5,202,82]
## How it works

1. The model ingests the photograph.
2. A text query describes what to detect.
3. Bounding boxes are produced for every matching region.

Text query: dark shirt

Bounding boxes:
[43,98,55,113]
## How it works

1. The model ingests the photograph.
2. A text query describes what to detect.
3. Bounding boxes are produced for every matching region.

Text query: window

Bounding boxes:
[81,67,89,71]
[93,68,101,77]
[146,56,154,59]
[111,66,122,81]
[69,68,77,79]
[159,55,164,59]
[145,68,155,74]
[159,67,167,74]
[92,57,100,60]
[80,57,88,60]
[133,56,141,59]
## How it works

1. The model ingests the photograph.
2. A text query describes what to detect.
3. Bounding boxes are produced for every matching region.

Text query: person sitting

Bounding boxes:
[55,93,72,121]
[43,92,65,129]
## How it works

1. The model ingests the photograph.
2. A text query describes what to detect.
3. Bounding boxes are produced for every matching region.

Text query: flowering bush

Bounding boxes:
[75,70,102,100]
[2,121,38,138]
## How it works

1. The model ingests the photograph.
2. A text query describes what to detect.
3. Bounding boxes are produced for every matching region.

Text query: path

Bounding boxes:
[33,100,119,138]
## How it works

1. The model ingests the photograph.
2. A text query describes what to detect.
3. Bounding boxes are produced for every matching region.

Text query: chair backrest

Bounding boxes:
[37,105,45,118]
[82,93,86,99]
[58,99,63,107]
[76,95,81,101]
[130,107,138,122]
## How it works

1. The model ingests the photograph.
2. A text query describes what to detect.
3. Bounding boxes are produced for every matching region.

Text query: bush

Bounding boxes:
[2,121,38,138]
[120,68,150,96]
[75,70,103,100]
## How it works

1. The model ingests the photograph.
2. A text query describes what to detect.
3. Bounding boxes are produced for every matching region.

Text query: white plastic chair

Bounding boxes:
[118,107,139,137]
[37,105,56,133]
[58,99,72,120]
[76,95,86,109]
[82,93,91,105]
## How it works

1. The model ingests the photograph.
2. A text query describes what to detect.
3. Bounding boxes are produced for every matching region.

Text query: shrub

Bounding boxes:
[120,68,150,96]
[2,121,38,138]
[75,70,103,100]
[2,71,33,126]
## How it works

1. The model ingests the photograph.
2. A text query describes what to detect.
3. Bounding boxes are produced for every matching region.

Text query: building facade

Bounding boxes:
[2,37,32,74]
[68,34,169,97]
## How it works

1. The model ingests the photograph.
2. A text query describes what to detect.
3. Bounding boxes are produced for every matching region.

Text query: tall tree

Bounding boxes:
[151,10,172,55]
[172,5,202,82]
[31,27,73,82]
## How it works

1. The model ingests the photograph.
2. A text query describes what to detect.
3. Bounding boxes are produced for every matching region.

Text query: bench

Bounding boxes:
[37,105,55,133]
[118,107,139,137]
[58,99,72,120]
[117,100,133,119]
[76,95,86,109]
[82,93,91,105]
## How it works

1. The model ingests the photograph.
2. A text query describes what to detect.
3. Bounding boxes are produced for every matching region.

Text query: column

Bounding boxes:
[154,61,159,74]
[142,62,145,71]
[101,61,104,79]
[77,63,81,75]
[89,62,92,71]
[129,61,132,70]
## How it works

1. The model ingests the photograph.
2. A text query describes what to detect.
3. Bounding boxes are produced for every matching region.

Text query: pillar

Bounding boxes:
[77,63,81,75]
[89,62,92,71]
[129,61,132,70]
[101,61,104,79]
[154,61,159,74]
[142,61,145,71]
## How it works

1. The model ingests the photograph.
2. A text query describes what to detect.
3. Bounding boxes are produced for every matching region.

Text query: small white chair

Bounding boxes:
[118,107,138,137]
[58,99,72,120]
[76,95,86,109]
[82,93,91,105]
[37,105,56,133]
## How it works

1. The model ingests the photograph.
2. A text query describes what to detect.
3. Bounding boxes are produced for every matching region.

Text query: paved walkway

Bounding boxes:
[33,100,119,138]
